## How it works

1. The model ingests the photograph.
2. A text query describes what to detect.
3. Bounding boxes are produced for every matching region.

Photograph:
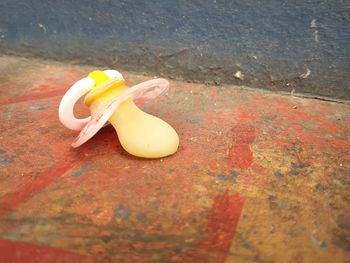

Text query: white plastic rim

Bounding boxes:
[72,78,169,147]
[58,70,124,131]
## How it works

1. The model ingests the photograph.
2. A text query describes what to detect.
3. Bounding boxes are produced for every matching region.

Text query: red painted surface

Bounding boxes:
[0,239,91,263]
[1,57,349,262]
[185,191,245,262]
[228,112,257,169]
[0,126,121,218]
[0,155,75,218]
[0,90,64,105]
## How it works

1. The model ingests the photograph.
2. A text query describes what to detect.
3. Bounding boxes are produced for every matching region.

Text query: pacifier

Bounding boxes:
[59,70,179,158]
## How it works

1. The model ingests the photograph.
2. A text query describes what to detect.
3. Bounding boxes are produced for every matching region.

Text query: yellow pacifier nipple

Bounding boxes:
[84,70,179,158]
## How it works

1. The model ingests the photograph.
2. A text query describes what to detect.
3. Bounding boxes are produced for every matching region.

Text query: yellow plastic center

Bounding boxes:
[89,70,110,88]
[84,70,126,107]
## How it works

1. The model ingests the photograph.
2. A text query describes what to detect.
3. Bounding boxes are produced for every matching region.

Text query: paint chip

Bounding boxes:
[300,68,311,79]
[71,165,93,177]
[310,19,319,44]
[310,19,317,28]
[0,149,13,168]
[319,241,327,248]
[230,170,240,177]
[290,170,299,176]
[38,23,47,33]
[136,213,147,222]
[30,105,46,111]
[115,204,131,220]
[217,174,226,181]
[234,71,244,80]
[268,195,277,201]
[190,136,199,142]
[274,171,283,177]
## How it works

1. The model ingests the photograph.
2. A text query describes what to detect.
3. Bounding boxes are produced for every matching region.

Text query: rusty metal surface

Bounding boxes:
[0,55,349,262]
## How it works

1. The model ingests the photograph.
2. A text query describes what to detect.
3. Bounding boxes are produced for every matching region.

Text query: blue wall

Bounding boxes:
[0,0,349,99]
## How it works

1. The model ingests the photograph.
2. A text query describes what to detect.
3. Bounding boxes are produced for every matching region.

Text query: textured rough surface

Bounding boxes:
[0,0,349,99]
[0,55,349,262]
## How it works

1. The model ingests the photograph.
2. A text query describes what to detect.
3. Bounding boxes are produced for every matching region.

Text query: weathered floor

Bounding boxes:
[0,55,349,263]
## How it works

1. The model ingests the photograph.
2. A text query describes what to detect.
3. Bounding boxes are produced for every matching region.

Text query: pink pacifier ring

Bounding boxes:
[72,78,169,148]
[58,70,124,131]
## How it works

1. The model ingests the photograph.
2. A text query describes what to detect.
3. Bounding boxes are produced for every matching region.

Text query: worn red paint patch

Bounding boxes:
[228,124,256,169]
[0,239,91,263]
[185,191,245,262]
[0,90,64,105]
[211,89,218,98]
[0,156,75,218]
[0,126,121,219]
[227,111,257,169]
[228,123,257,169]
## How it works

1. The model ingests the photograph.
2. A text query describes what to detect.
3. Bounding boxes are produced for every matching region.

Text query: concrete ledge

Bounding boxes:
[0,0,349,100]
